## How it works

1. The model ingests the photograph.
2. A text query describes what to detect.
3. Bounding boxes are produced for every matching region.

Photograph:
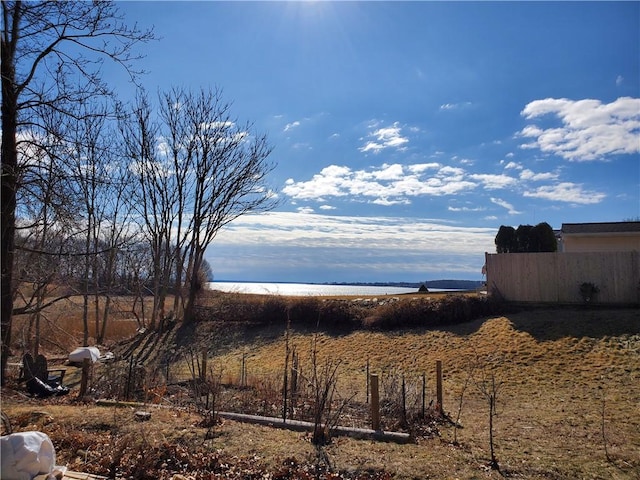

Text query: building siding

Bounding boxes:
[485,251,640,305]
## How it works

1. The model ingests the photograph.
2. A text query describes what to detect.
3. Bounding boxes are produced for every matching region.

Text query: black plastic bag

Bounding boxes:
[26,377,70,397]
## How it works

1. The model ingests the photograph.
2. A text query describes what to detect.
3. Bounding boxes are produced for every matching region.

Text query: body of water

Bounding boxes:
[207,281,450,297]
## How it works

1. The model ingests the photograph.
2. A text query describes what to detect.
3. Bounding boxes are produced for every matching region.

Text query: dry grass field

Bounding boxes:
[2,293,639,479]
[192,307,640,479]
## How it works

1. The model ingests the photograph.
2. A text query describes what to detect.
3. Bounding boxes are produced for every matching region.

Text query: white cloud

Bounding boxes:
[284,121,301,132]
[207,212,499,281]
[296,206,315,214]
[283,162,480,205]
[503,161,522,170]
[284,165,351,201]
[519,169,558,181]
[408,163,440,173]
[203,121,235,130]
[519,97,640,161]
[372,197,411,206]
[523,182,606,204]
[438,166,465,177]
[448,206,486,212]
[469,173,518,190]
[291,142,312,150]
[373,163,405,180]
[359,122,409,153]
[283,151,600,210]
[319,205,336,210]
[616,75,624,87]
[490,197,522,215]
[440,102,472,110]
[214,212,496,256]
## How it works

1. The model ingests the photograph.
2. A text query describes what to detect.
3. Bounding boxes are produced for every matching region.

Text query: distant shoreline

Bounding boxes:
[212,279,485,290]
[207,280,485,297]
[322,280,485,290]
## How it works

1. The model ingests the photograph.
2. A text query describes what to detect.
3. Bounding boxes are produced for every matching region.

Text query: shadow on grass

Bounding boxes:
[173,318,354,361]
[180,298,639,356]
[504,307,640,342]
[412,305,639,342]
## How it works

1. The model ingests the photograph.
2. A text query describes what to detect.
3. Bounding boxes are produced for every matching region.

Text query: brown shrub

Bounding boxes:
[195,294,363,331]
[195,291,504,333]
[362,295,504,330]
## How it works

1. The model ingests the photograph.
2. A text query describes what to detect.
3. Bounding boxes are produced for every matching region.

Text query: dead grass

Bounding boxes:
[173,307,640,478]
[3,299,639,479]
[10,295,156,355]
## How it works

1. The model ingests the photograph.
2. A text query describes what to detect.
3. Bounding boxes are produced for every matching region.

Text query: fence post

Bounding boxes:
[436,360,443,415]
[366,359,370,404]
[78,358,90,399]
[370,373,380,431]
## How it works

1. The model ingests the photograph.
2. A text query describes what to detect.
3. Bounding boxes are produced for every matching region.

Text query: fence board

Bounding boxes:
[485,251,640,305]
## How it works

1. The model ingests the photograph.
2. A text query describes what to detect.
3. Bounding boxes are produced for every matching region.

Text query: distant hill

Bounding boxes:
[424,279,485,290]
[326,280,485,290]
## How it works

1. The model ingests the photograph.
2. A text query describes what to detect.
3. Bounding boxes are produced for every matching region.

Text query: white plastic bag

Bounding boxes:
[68,346,101,363]
[0,431,55,480]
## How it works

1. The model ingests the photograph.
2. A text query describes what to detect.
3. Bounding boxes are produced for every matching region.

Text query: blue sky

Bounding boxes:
[113,1,639,283]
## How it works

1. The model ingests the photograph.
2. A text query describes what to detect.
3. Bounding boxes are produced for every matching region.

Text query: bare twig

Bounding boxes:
[453,362,475,445]
[473,358,504,472]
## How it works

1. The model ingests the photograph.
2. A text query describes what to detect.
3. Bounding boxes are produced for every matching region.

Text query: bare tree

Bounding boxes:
[120,240,154,330]
[121,92,176,330]
[156,88,197,321]
[66,100,134,345]
[65,102,110,346]
[1,1,153,383]
[94,148,136,344]
[9,98,98,357]
[11,97,135,356]
[176,87,277,322]
[13,106,77,356]
[124,87,277,325]
[474,362,504,471]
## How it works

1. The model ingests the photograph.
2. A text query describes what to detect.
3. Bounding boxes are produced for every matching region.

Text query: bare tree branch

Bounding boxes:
[2,0,154,384]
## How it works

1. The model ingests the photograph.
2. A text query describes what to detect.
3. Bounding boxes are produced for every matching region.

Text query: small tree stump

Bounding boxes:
[134,411,151,422]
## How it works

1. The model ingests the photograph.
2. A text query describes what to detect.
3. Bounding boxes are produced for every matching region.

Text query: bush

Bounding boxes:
[362,295,504,330]
[196,291,504,332]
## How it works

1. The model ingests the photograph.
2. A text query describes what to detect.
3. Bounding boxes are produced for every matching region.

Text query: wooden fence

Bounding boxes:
[485,251,640,305]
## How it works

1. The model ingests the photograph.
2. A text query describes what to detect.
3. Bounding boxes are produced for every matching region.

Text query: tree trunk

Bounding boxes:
[1,24,19,385]
[1,1,154,384]
[82,214,92,346]
[98,294,111,345]
[183,252,203,323]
